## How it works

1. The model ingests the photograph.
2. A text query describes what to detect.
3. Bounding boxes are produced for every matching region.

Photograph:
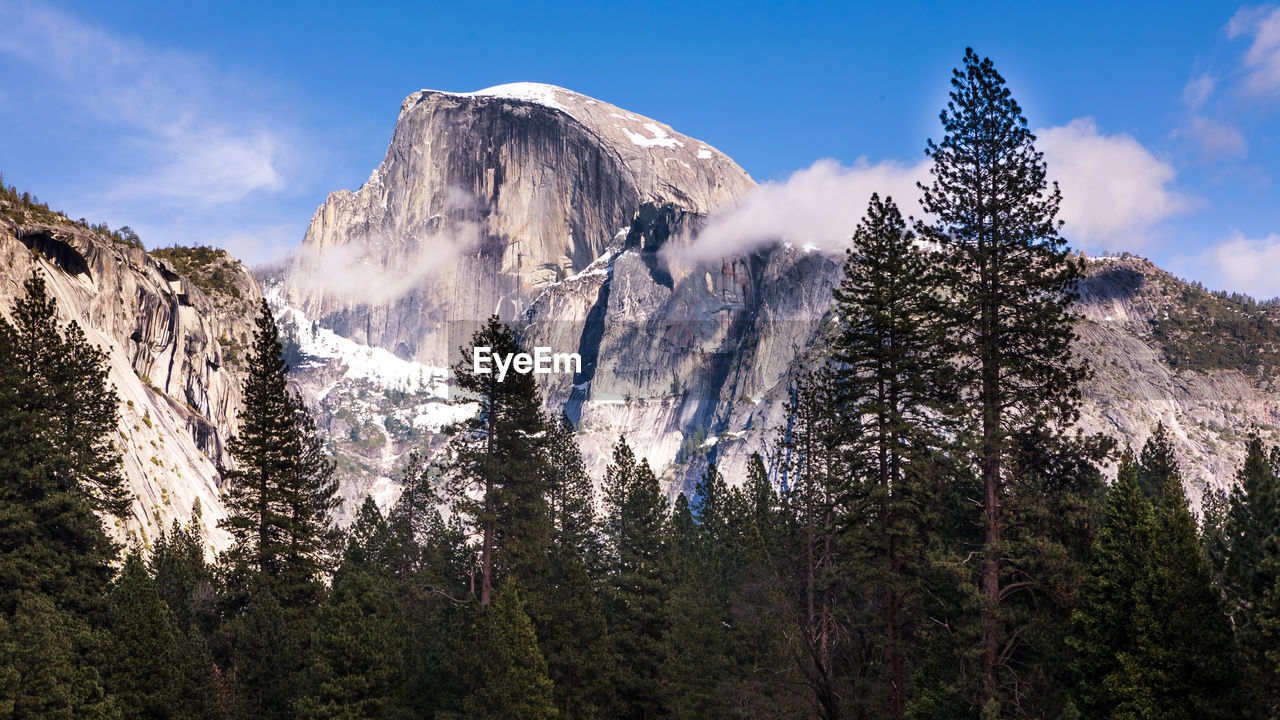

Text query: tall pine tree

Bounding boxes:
[219,299,338,616]
[601,438,672,720]
[444,316,551,605]
[919,48,1089,715]
[0,273,128,616]
[830,192,946,717]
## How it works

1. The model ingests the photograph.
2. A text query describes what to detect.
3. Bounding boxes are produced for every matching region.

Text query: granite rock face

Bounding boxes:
[277,83,1280,509]
[1,206,261,552]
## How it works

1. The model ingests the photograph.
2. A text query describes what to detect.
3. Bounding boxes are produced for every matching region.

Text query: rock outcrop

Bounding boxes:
[1,202,261,552]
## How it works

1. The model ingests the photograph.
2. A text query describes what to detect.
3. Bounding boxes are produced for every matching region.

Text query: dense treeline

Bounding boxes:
[0,49,1270,719]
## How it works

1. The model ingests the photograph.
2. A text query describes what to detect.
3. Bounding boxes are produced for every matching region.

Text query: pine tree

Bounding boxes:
[721,454,806,716]
[1069,452,1152,717]
[226,590,301,720]
[0,273,128,616]
[443,316,551,605]
[219,299,338,616]
[103,553,194,719]
[539,543,612,720]
[600,438,672,720]
[0,591,120,719]
[919,48,1089,714]
[1071,440,1240,719]
[665,479,734,720]
[829,192,947,717]
[297,566,409,720]
[1127,441,1239,720]
[461,585,557,720]
[151,516,216,633]
[777,372,848,720]
[1212,435,1280,717]
[1137,423,1179,502]
[536,415,612,719]
[545,414,600,560]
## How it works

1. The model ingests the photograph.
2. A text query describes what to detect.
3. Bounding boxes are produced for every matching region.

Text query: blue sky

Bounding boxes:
[2,1,1279,297]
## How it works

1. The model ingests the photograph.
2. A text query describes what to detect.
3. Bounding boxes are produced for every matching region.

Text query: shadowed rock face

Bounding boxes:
[1,209,261,552]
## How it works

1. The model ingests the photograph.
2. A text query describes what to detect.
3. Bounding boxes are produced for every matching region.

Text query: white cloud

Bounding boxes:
[1228,5,1280,98]
[1183,72,1217,109]
[1175,231,1280,299]
[1181,115,1249,159]
[672,157,930,263]
[1038,118,1191,249]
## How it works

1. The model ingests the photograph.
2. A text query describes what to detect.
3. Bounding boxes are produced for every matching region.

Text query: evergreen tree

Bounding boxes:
[0,273,128,616]
[1128,440,1239,720]
[665,477,734,720]
[601,438,672,720]
[536,415,612,719]
[225,590,301,720]
[919,48,1089,715]
[1137,423,1179,502]
[545,413,600,560]
[0,591,120,719]
[151,516,216,634]
[777,373,849,720]
[1217,435,1280,714]
[720,454,807,716]
[1069,453,1153,717]
[297,566,409,720]
[460,585,557,720]
[219,300,339,616]
[103,553,206,720]
[830,192,947,717]
[540,543,613,720]
[1071,440,1240,719]
[444,316,551,605]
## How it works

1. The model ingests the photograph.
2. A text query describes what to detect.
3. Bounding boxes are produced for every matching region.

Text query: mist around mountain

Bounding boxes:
[5,50,1280,719]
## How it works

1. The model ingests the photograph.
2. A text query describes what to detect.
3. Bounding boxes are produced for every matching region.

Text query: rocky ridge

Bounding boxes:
[1,199,261,552]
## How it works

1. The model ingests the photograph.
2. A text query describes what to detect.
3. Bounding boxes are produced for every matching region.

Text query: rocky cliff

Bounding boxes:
[1,199,261,552]
[277,82,1280,513]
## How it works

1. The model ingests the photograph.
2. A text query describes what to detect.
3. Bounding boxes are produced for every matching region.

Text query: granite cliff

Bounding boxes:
[1,197,261,552]
[275,82,1280,513]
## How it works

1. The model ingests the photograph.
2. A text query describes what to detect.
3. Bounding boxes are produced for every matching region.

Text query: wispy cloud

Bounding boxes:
[676,118,1188,262]
[1179,115,1249,160]
[671,157,930,263]
[1228,5,1280,98]
[0,0,301,261]
[1038,118,1192,249]
[1183,72,1217,109]
[1171,231,1280,300]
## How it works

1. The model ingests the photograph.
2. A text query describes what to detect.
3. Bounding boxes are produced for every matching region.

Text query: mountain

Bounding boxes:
[5,85,1275,533]
[274,82,1280,515]
[1,195,260,552]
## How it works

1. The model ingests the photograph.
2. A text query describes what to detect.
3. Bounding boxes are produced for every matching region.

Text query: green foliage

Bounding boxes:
[601,438,672,720]
[460,586,558,720]
[150,245,245,298]
[919,47,1095,715]
[104,553,215,720]
[219,300,339,618]
[443,316,551,605]
[1071,437,1239,719]
[1151,281,1280,376]
[297,567,409,720]
[0,273,129,616]
[0,591,120,719]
